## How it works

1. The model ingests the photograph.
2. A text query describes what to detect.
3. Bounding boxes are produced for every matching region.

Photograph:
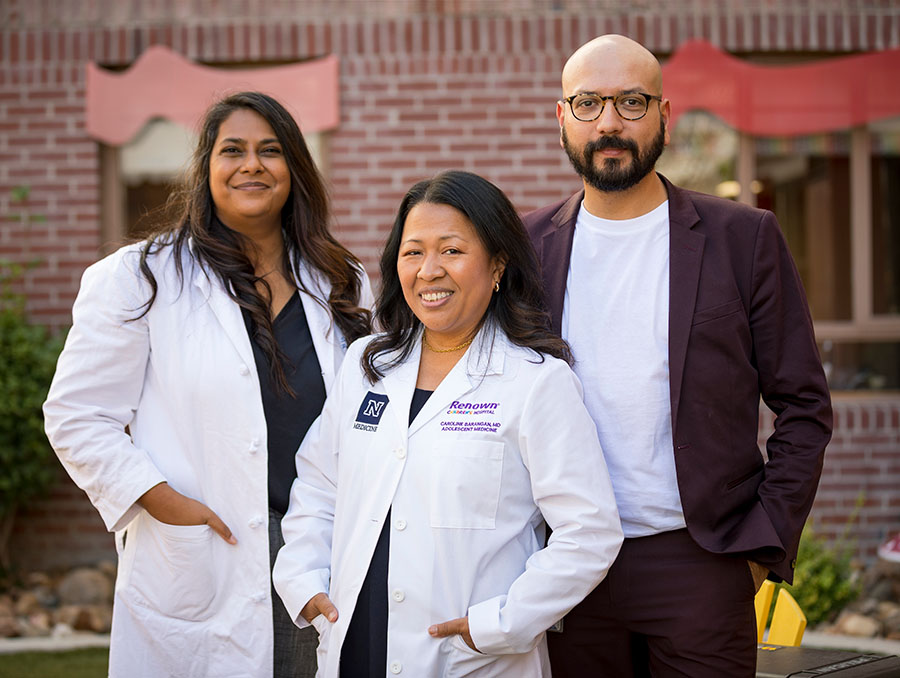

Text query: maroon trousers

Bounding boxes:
[548,529,758,678]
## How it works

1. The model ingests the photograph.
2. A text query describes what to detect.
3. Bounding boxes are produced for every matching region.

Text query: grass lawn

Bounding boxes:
[0,647,108,677]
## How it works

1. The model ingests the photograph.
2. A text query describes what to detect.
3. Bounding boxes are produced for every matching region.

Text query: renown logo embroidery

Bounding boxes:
[354,392,389,432]
[446,400,499,415]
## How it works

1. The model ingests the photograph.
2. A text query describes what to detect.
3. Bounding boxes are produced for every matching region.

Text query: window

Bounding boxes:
[872,118,900,317]
[754,132,852,323]
[121,119,194,239]
[754,123,900,390]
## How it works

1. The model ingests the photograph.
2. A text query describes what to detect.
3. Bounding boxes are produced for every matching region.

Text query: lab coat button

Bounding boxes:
[239,364,250,376]
[394,519,407,531]
[248,516,263,528]
[390,661,402,674]
[254,593,267,604]
[391,589,405,602]
[394,447,406,459]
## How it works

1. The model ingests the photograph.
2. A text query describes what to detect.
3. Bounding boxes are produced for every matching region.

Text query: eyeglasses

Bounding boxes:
[560,92,662,122]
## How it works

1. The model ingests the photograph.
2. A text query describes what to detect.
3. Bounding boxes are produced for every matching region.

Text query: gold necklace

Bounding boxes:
[422,334,474,353]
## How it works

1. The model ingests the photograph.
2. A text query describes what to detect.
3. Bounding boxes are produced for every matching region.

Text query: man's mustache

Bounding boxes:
[585,136,638,155]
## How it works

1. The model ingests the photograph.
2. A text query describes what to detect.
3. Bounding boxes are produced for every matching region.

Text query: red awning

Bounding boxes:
[86,45,339,145]
[87,40,900,145]
[663,40,900,136]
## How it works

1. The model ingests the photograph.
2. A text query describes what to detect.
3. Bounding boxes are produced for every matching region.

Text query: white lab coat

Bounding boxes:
[43,240,373,678]
[273,325,623,678]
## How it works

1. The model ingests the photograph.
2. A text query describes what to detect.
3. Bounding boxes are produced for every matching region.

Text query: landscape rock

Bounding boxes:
[17,610,52,637]
[13,591,42,616]
[876,601,900,618]
[0,594,13,616]
[858,597,880,616]
[51,622,74,638]
[53,604,89,628]
[816,551,900,640]
[82,604,112,633]
[24,571,52,589]
[0,607,17,638]
[866,578,895,603]
[881,608,900,637]
[97,559,117,582]
[57,567,113,606]
[832,611,882,637]
[0,565,116,640]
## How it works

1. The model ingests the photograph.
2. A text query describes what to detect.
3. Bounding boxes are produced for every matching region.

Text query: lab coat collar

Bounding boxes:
[382,322,509,438]
[189,237,343,394]
[190,248,257,373]
[293,259,343,394]
[465,321,508,379]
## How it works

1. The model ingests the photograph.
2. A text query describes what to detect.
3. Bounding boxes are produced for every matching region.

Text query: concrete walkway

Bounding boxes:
[2,630,900,656]
[802,630,900,657]
[0,632,110,654]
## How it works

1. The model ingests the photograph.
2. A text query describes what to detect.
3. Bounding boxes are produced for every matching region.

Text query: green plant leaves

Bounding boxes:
[0,307,66,517]
[781,522,861,626]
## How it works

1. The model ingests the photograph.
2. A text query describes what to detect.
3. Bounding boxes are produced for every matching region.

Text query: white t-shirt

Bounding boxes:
[562,200,686,538]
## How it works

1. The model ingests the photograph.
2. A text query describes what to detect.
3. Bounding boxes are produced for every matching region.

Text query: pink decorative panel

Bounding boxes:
[664,40,900,136]
[86,45,339,145]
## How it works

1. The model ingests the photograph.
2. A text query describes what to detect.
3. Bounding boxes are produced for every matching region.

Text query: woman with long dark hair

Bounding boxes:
[44,91,372,678]
[274,170,622,677]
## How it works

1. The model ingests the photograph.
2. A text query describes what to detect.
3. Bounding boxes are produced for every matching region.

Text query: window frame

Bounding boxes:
[738,126,900,344]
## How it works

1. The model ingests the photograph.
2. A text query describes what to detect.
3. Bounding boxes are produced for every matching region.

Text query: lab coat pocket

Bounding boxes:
[430,440,504,529]
[445,633,497,677]
[310,613,334,672]
[128,516,217,621]
[309,612,330,637]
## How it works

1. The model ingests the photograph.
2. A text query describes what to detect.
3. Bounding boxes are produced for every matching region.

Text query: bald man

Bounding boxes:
[524,35,832,676]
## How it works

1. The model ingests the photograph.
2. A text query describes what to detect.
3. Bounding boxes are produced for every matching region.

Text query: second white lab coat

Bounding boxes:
[273,325,623,678]
[43,241,372,677]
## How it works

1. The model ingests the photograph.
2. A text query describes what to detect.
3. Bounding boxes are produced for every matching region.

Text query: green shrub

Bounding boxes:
[781,522,861,627]
[0,259,66,570]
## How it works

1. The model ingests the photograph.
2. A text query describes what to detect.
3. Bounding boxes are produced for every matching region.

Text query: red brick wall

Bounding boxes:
[808,398,900,559]
[9,469,115,571]
[3,0,900,570]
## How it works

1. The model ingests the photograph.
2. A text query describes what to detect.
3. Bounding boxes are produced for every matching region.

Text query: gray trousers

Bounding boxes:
[269,507,318,678]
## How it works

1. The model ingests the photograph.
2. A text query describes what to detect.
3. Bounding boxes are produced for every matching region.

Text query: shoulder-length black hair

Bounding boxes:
[135,91,370,393]
[362,169,570,383]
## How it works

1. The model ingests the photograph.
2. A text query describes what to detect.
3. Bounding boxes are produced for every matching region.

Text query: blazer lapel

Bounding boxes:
[662,175,705,430]
[538,191,582,335]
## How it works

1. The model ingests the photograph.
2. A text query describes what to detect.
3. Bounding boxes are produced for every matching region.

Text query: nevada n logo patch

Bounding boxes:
[354,392,389,431]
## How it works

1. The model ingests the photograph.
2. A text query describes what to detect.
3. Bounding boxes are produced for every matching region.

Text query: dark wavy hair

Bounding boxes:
[134,91,370,394]
[362,170,570,383]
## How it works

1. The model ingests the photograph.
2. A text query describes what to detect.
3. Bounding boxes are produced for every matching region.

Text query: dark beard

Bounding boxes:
[563,119,666,193]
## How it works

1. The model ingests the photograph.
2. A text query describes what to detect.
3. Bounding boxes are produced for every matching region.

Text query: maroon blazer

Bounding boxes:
[524,175,832,583]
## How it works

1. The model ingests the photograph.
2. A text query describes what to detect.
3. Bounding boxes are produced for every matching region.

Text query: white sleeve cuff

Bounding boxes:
[467,594,536,656]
